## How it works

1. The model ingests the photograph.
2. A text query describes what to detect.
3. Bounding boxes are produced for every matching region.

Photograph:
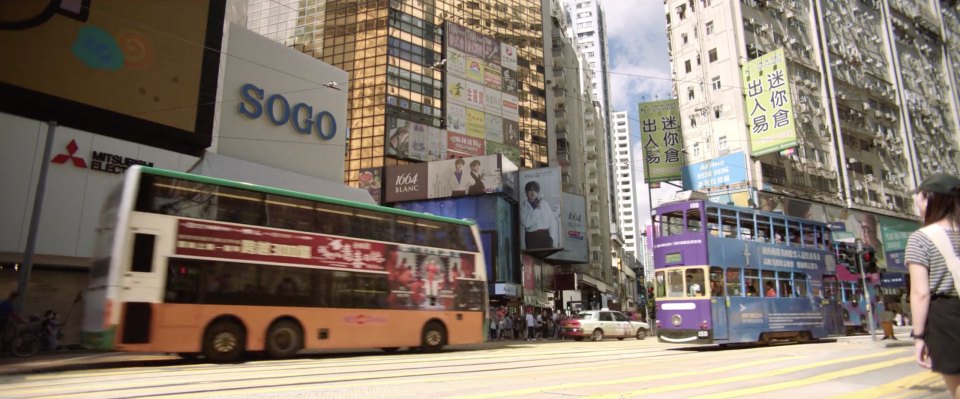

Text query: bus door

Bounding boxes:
[822,276,844,335]
[118,228,167,303]
[709,267,728,340]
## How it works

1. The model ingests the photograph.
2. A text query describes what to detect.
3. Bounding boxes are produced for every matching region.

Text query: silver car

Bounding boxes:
[560,309,650,341]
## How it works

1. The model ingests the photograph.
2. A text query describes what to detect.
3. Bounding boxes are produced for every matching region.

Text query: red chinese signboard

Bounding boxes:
[176,219,388,272]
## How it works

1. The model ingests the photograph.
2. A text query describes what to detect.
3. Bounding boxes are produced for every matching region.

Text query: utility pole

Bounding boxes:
[857,240,877,341]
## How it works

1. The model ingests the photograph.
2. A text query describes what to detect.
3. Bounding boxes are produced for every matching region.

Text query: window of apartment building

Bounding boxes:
[696,54,701,65]
[685,60,692,73]
[714,105,723,119]
[677,4,687,20]
[578,2,589,8]
[705,21,714,34]
[693,142,701,157]
[682,32,689,45]
[709,48,718,62]
[718,136,728,152]
[578,22,591,29]
[578,11,592,18]
[712,76,721,90]
[688,86,695,100]
[690,116,697,128]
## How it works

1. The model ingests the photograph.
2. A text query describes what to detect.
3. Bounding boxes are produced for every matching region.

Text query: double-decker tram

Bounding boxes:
[652,197,839,345]
[83,166,487,362]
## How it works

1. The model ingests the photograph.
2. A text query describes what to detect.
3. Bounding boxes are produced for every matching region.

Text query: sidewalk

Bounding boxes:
[0,350,181,376]
[834,325,914,348]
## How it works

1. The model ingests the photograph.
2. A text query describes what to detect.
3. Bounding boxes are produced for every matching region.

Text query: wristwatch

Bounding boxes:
[910,331,925,339]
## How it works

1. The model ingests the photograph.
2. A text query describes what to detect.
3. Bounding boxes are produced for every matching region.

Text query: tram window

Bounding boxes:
[686,208,702,232]
[662,211,685,236]
[794,272,808,297]
[842,282,855,302]
[762,270,777,297]
[739,213,754,241]
[745,269,759,296]
[802,225,816,248]
[709,267,724,297]
[787,221,802,246]
[772,218,787,243]
[778,271,793,297]
[655,271,667,298]
[686,269,705,297]
[706,207,720,236]
[725,268,742,296]
[667,270,685,297]
[756,217,771,242]
[721,209,738,238]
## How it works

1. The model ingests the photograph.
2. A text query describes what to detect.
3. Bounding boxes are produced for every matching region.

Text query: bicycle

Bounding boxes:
[8,318,41,357]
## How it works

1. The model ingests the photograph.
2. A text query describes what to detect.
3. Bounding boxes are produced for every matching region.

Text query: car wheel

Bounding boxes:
[265,320,302,359]
[636,328,647,340]
[591,329,604,341]
[203,320,245,363]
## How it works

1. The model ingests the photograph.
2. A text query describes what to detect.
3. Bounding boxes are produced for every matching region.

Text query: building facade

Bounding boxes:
[610,111,640,259]
[663,0,960,271]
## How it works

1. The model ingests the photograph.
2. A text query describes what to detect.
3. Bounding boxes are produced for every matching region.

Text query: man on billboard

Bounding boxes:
[520,180,559,249]
[468,159,486,195]
[447,158,470,196]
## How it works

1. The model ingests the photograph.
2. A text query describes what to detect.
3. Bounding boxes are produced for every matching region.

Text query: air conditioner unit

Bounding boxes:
[863,102,871,110]
[749,18,756,25]
[864,174,874,183]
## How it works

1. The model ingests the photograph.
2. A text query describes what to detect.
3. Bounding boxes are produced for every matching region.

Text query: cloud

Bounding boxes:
[599,0,674,113]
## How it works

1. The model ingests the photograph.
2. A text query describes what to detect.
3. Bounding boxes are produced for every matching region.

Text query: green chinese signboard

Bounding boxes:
[742,48,798,156]
[639,99,683,183]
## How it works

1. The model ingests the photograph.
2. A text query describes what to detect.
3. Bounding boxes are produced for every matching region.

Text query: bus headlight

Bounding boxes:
[671,314,682,327]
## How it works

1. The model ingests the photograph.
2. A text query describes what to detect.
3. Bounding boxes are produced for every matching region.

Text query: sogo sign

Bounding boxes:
[238,83,337,140]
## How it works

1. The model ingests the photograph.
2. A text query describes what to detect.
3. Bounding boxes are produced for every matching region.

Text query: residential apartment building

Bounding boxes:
[664,0,960,258]
[611,111,640,259]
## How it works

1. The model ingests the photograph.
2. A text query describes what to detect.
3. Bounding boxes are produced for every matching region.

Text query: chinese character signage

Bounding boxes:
[682,152,748,191]
[878,216,919,273]
[639,99,683,183]
[741,48,798,156]
[444,22,521,167]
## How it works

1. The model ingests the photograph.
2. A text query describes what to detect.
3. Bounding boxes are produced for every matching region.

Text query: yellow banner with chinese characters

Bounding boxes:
[742,48,797,156]
[638,99,683,183]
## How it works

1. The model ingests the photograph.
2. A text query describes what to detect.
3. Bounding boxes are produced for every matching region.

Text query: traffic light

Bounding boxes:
[836,244,858,274]
[862,249,878,274]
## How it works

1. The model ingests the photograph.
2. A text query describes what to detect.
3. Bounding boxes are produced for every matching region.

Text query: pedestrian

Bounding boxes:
[502,313,513,340]
[905,173,960,398]
[41,310,61,351]
[488,312,498,341]
[525,309,536,341]
[879,302,897,340]
[0,291,23,355]
[512,313,521,340]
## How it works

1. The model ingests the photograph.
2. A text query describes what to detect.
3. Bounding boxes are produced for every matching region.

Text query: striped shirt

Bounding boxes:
[904,228,960,297]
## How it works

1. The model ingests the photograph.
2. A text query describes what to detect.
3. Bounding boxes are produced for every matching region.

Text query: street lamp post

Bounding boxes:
[856,240,878,341]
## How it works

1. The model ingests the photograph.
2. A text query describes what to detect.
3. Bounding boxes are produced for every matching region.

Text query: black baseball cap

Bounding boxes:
[916,173,960,196]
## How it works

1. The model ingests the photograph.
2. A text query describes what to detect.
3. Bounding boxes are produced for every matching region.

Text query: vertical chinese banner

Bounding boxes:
[742,48,798,156]
[638,99,683,183]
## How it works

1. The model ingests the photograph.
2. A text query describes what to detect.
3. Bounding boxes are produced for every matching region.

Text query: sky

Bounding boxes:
[597,0,679,225]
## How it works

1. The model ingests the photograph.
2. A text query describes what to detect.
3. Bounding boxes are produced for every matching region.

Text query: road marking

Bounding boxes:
[691,357,914,399]
[446,357,798,399]
[584,349,909,399]
[827,371,944,399]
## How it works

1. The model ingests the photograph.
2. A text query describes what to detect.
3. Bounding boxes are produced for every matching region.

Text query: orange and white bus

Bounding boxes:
[82,166,486,362]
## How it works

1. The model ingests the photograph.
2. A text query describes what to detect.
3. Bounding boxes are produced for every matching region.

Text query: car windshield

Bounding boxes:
[573,312,593,320]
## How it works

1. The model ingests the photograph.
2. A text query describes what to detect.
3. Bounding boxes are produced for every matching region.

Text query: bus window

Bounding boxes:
[745,269,759,296]
[662,210,685,236]
[762,270,777,297]
[706,207,720,236]
[686,269,705,297]
[353,208,394,243]
[709,267,724,297]
[778,271,793,297]
[215,185,266,225]
[655,271,667,298]
[315,203,353,236]
[721,209,738,238]
[794,272,808,297]
[686,208,702,232]
[265,195,316,232]
[667,270,685,297]
[725,268,742,296]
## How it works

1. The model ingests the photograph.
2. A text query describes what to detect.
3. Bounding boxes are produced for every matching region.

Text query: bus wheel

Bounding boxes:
[636,328,648,340]
[421,321,446,353]
[203,320,245,363]
[266,320,303,359]
[591,329,604,341]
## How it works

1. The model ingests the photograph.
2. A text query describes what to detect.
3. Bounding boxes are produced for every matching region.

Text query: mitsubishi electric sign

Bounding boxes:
[51,139,155,174]
[218,24,348,182]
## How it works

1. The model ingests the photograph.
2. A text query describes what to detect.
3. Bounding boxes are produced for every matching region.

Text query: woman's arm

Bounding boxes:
[908,261,932,368]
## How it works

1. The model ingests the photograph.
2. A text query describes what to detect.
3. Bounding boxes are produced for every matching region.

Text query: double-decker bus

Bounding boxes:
[651,198,840,345]
[82,166,487,362]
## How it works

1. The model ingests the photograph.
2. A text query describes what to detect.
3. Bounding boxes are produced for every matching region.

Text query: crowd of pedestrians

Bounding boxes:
[487,307,576,341]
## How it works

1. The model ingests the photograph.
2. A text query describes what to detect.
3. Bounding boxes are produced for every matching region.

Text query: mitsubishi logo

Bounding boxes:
[51,139,88,168]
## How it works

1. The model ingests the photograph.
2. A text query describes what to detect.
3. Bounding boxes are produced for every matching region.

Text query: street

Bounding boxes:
[0,335,947,398]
